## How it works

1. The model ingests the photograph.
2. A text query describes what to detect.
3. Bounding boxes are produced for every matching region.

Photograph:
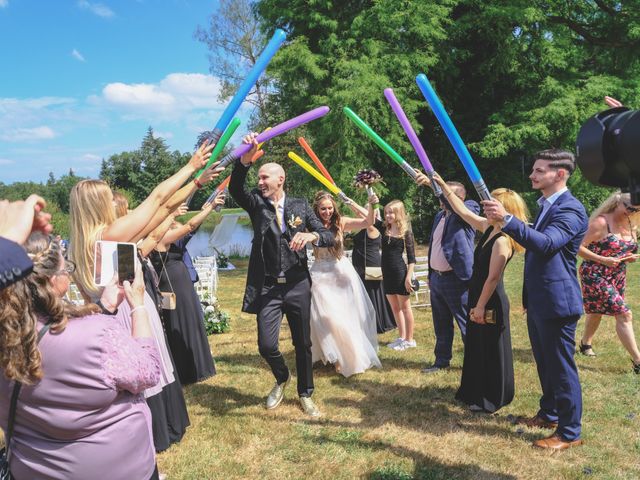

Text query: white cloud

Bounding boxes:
[71,49,86,62]
[0,1,8,8]
[81,153,102,162]
[100,73,223,119]
[154,131,174,140]
[77,0,114,18]
[0,126,56,142]
[0,158,14,165]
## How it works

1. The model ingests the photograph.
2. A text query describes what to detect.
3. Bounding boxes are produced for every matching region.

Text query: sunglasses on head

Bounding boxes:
[623,202,640,213]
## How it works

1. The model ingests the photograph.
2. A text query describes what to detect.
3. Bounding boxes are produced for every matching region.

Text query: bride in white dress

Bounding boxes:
[310,190,382,377]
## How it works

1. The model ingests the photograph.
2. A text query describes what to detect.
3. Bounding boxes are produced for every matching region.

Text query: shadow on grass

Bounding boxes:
[320,379,524,441]
[185,383,263,416]
[311,433,518,480]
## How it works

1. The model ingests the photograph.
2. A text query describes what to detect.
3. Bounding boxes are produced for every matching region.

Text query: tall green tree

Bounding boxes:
[254,0,639,239]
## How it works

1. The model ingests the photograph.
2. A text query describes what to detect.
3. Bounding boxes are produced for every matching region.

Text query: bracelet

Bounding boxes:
[194,178,203,189]
[130,305,146,315]
[444,190,454,197]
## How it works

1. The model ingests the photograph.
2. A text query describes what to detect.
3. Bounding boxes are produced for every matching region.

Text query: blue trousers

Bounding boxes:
[429,272,468,367]
[527,312,582,441]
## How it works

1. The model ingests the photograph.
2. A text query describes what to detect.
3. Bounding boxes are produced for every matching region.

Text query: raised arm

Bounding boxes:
[431,173,488,232]
[130,162,222,243]
[229,134,264,212]
[160,196,223,247]
[103,142,214,242]
[137,204,188,258]
[470,236,510,324]
[342,193,378,232]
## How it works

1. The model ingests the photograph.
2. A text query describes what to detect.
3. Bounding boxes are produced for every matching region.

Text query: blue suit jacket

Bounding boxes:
[502,190,588,321]
[0,237,33,290]
[428,198,479,282]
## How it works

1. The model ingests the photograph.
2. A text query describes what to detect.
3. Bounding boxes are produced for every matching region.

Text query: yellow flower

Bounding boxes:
[288,215,303,228]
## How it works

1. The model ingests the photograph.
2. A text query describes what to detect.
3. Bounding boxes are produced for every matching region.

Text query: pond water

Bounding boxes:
[186,221,253,258]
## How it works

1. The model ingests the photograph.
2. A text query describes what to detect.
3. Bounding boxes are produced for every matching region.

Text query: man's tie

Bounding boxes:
[275,209,284,232]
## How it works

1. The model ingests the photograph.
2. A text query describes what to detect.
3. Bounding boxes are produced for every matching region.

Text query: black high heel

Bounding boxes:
[633,360,640,375]
[578,341,596,357]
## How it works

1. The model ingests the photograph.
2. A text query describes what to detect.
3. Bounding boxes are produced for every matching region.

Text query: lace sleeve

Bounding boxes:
[404,230,416,264]
[102,323,161,394]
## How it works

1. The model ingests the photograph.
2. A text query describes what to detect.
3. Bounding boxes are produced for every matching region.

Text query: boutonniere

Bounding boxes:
[288,214,303,229]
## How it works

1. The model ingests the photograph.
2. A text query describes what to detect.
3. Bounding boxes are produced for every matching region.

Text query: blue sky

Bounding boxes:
[0,0,254,184]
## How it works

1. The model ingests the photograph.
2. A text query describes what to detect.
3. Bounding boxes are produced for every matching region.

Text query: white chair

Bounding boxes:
[412,256,431,308]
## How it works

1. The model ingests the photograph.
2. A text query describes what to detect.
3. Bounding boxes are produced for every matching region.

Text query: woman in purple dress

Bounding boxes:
[0,234,161,480]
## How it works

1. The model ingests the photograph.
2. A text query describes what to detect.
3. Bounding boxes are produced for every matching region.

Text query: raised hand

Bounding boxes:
[414,169,431,187]
[198,161,223,185]
[0,195,53,244]
[240,133,260,166]
[189,141,215,171]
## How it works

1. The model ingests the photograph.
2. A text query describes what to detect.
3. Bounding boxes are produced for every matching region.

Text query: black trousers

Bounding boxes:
[257,276,314,397]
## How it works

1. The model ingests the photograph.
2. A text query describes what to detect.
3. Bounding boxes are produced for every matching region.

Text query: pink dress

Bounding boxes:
[0,314,160,480]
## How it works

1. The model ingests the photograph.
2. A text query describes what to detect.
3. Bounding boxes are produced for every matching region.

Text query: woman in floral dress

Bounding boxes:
[578,191,640,373]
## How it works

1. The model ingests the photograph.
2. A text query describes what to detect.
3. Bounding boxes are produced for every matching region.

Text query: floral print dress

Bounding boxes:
[579,219,638,315]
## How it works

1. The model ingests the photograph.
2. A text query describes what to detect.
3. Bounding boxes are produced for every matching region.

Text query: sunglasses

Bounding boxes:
[623,202,640,214]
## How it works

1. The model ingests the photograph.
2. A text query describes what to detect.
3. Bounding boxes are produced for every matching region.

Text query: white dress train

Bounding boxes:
[309,248,381,377]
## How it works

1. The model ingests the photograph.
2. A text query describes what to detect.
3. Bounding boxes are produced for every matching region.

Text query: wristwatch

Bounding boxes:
[96,299,118,315]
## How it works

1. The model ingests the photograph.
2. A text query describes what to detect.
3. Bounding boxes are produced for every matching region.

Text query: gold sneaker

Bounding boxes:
[299,396,321,417]
[265,377,289,410]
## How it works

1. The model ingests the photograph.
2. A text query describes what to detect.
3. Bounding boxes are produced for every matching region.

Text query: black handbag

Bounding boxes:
[0,323,51,480]
[411,277,420,292]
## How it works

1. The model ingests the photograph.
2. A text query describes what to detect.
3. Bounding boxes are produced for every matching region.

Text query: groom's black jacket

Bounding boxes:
[229,159,334,314]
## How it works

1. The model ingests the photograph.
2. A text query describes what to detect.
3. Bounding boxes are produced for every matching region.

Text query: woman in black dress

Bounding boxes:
[121,202,192,452]
[429,173,528,412]
[150,196,224,385]
[374,200,417,351]
[352,219,396,334]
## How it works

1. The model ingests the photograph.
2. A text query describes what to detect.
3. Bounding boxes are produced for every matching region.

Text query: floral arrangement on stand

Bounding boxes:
[216,251,229,269]
[201,294,231,335]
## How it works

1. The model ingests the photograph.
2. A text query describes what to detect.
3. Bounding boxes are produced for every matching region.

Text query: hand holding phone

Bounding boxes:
[94,241,138,287]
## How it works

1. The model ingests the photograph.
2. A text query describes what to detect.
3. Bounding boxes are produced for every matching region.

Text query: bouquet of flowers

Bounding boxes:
[353,169,384,190]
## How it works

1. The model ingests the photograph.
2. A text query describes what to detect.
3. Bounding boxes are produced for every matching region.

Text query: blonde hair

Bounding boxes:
[590,191,639,227]
[490,188,529,254]
[312,191,343,259]
[112,191,129,218]
[0,234,98,384]
[69,179,116,300]
[384,200,410,237]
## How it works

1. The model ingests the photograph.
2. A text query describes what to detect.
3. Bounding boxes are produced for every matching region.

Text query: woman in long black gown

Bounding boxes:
[150,197,223,385]
[424,173,528,412]
[352,223,396,333]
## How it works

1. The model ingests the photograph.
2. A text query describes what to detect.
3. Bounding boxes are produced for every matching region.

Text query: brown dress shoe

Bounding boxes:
[515,415,558,430]
[533,434,583,450]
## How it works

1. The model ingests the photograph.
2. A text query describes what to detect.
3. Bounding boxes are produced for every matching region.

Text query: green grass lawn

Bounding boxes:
[157,254,640,480]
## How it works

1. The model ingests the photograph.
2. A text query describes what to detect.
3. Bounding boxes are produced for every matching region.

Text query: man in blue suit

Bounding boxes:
[0,195,52,290]
[483,149,588,450]
[421,180,479,372]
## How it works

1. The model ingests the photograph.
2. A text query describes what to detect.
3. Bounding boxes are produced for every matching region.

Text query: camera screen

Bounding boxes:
[117,243,135,284]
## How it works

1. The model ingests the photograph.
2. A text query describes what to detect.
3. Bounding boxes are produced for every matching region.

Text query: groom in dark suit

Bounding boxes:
[229,133,334,417]
[483,149,588,450]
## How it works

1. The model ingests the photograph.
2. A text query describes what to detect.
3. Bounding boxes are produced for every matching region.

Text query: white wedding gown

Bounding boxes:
[310,247,381,377]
